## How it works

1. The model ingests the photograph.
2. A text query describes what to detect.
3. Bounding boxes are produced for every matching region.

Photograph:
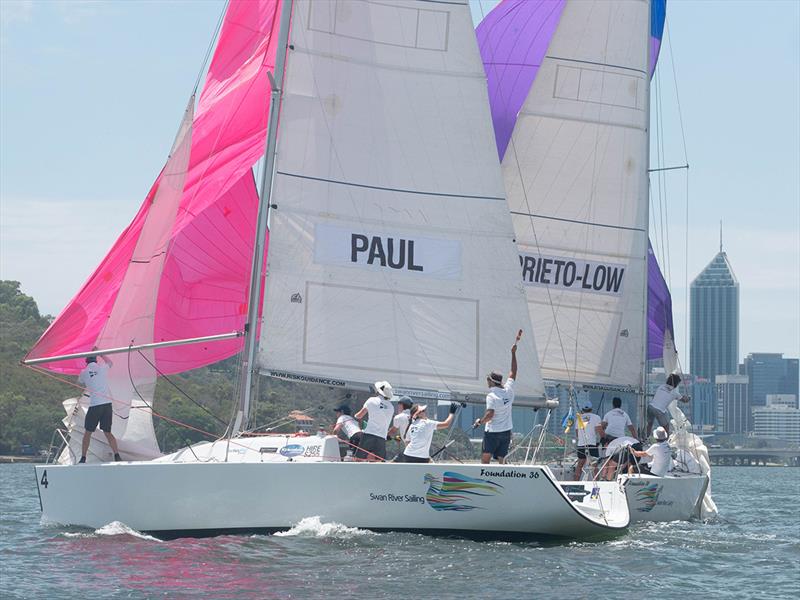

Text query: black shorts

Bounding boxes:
[482,430,511,459]
[354,433,386,460]
[577,445,599,459]
[400,454,430,463]
[85,403,113,433]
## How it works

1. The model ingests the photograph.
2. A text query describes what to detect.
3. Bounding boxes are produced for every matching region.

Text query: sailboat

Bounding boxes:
[25,0,628,540]
[475,0,716,521]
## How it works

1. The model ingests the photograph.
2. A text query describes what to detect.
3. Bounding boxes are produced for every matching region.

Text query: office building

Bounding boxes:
[689,376,716,430]
[741,353,800,410]
[716,374,748,434]
[752,395,800,444]
[690,246,739,381]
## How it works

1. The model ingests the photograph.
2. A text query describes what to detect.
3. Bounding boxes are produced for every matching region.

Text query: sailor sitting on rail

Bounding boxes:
[630,427,673,476]
[399,403,458,463]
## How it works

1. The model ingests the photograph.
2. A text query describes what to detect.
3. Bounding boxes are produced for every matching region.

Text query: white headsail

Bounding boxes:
[258,0,544,400]
[500,0,651,389]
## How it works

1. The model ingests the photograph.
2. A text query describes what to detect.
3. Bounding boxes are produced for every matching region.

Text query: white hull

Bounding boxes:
[623,474,709,522]
[559,473,708,523]
[35,459,628,540]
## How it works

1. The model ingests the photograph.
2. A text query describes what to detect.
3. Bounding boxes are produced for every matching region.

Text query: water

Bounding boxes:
[1,464,798,599]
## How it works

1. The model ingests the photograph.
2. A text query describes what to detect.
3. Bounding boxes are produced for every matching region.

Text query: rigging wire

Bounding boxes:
[665,18,693,364]
[191,0,228,95]
[127,348,202,461]
[135,350,229,426]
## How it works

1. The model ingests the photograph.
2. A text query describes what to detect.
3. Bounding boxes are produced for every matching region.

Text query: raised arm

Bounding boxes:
[509,329,521,380]
[354,404,368,421]
[437,403,459,430]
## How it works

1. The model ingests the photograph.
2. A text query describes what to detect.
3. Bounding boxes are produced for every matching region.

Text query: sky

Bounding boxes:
[1,0,798,365]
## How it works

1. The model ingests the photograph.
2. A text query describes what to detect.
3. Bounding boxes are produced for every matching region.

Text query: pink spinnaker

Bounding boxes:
[26,0,282,375]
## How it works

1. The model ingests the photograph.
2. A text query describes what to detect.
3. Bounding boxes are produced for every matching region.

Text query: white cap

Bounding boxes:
[653,426,668,441]
[374,380,393,399]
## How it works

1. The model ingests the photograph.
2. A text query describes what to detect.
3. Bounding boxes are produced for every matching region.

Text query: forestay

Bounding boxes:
[485,0,651,388]
[258,0,544,400]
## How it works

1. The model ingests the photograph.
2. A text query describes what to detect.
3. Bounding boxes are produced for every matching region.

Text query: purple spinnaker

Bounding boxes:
[647,242,675,360]
[476,0,565,161]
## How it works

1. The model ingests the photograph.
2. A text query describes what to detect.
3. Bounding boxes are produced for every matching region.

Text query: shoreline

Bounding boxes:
[0,456,46,464]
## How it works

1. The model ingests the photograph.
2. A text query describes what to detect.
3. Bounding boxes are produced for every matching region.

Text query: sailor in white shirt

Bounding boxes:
[574,400,604,480]
[387,396,414,445]
[401,403,457,463]
[332,405,362,460]
[647,374,689,434]
[474,330,521,465]
[353,380,395,461]
[601,397,637,443]
[631,427,673,476]
[77,352,121,463]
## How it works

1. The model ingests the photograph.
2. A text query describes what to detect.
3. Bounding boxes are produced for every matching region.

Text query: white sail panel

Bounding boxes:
[502,0,650,388]
[258,0,544,399]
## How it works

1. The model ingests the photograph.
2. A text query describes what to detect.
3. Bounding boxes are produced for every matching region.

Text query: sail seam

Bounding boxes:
[510,211,646,233]
[290,46,486,80]
[545,55,647,76]
[277,171,505,201]
[517,110,646,131]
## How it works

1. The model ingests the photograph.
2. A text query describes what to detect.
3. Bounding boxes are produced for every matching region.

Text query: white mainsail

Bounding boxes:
[500,0,650,389]
[258,0,544,400]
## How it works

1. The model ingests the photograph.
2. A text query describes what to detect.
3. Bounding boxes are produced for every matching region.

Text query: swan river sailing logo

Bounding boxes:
[424,472,503,512]
[366,471,504,511]
[635,482,662,512]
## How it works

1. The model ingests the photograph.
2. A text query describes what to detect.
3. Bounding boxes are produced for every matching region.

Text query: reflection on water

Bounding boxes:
[2,465,798,599]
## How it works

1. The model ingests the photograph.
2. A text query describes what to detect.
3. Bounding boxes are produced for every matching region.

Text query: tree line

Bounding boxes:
[0,280,481,459]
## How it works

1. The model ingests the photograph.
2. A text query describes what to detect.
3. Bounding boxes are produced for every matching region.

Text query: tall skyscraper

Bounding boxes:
[690,241,739,381]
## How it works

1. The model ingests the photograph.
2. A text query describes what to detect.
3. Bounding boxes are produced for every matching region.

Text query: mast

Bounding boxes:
[234,0,294,434]
[639,0,654,437]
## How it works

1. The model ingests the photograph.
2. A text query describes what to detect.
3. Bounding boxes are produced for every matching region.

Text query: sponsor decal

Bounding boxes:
[269,371,347,387]
[561,484,590,503]
[635,482,662,512]
[314,224,462,279]
[279,444,305,458]
[519,253,625,296]
[424,471,503,512]
[393,387,453,400]
[290,293,302,303]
